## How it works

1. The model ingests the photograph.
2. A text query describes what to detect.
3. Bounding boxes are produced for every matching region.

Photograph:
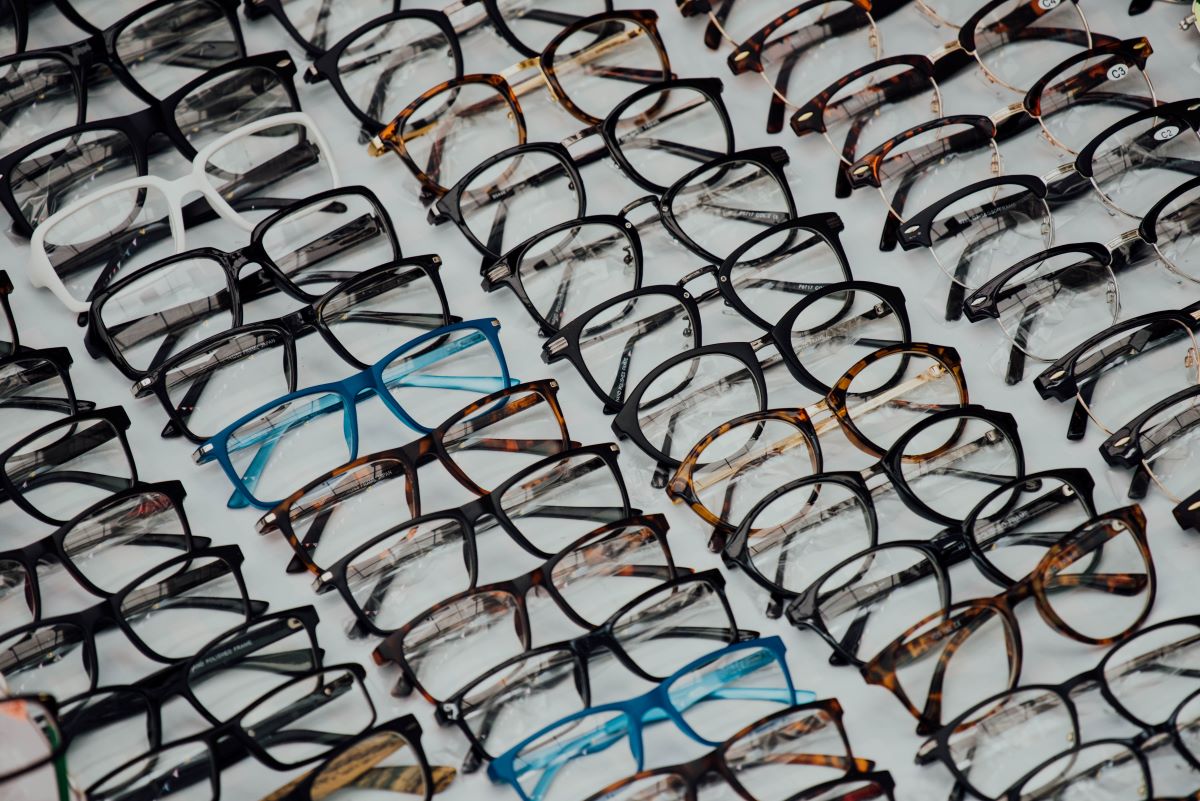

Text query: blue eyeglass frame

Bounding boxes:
[193,318,516,510]
[487,635,814,801]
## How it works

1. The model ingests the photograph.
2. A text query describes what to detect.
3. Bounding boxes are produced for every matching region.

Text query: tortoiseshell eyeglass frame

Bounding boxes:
[578,700,881,801]
[918,614,1200,801]
[313,443,636,639]
[861,504,1154,735]
[369,9,671,198]
[258,714,456,801]
[372,513,679,703]
[255,378,574,576]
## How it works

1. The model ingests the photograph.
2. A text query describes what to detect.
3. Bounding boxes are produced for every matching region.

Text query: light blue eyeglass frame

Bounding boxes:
[193,318,516,510]
[487,635,814,801]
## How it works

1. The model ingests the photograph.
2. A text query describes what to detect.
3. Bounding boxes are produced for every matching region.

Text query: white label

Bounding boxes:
[1155,126,1181,141]
[1038,0,1061,9]
[1107,64,1129,81]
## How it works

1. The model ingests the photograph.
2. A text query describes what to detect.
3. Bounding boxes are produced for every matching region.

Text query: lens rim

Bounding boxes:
[961,467,1097,585]
[435,141,586,257]
[378,73,528,200]
[600,76,734,194]
[484,214,645,335]
[786,541,954,669]
[725,470,877,610]
[880,405,1022,527]
[771,279,911,395]
[105,0,248,105]
[667,408,824,547]
[51,479,194,598]
[0,405,137,526]
[612,341,767,469]
[260,713,436,801]
[543,285,703,413]
[658,146,798,264]
[540,10,671,126]
[1031,505,1155,645]
[826,342,969,460]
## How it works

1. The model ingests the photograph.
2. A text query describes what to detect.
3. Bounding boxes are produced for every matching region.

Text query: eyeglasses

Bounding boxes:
[85,664,377,801]
[579,701,879,801]
[368,10,671,197]
[430,141,587,265]
[0,345,96,448]
[1102,383,1200,531]
[961,174,1200,383]
[845,113,1003,248]
[416,573,755,772]
[84,185,402,381]
[724,0,884,134]
[996,731,1190,801]
[613,339,966,475]
[487,635,814,801]
[193,318,513,509]
[783,464,1104,669]
[680,403,1039,557]
[793,35,1155,179]
[260,0,610,61]
[314,442,636,636]
[256,714,455,801]
[861,505,1154,734]
[51,606,323,788]
[0,480,202,629]
[541,216,864,408]
[110,258,455,435]
[0,0,248,159]
[0,406,136,526]
[28,112,340,314]
[506,212,851,342]
[0,544,264,698]
[372,514,678,701]
[373,72,729,208]
[1034,303,1200,440]
[0,51,302,238]
[918,615,1200,800]
[256,379,574,574]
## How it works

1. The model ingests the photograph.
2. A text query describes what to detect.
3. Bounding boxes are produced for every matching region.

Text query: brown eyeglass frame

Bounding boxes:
[255,379,574,576]
[371,513,678,703]
[861,504,1154,735]
[578,699,879,801]
[257,714,455,801]
[368,9,670,198]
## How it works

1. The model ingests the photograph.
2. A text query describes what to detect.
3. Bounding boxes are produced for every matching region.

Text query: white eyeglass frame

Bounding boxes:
[27,111,340,314]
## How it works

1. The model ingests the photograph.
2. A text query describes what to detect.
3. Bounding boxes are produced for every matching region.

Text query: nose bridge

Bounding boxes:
[278,303,318,336]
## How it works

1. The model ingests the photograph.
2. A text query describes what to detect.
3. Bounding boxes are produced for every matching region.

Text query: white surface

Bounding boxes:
[6,2,1200,799]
